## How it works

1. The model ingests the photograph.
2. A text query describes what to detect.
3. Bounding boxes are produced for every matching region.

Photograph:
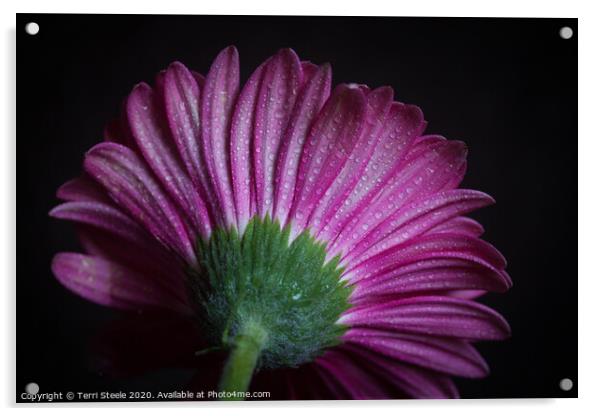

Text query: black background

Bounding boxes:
[17,14,577,400]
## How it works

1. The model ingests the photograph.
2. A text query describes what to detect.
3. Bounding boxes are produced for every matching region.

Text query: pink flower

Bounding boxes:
[50,46,511,399]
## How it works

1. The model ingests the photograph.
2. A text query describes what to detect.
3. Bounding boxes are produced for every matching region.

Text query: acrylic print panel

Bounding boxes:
[17,14,577,402]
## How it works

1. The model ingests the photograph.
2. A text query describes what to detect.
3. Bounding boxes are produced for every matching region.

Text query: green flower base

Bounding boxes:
[188,216,352,395]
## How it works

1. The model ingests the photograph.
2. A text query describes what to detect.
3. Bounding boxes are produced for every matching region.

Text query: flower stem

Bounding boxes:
[218,320,267,400]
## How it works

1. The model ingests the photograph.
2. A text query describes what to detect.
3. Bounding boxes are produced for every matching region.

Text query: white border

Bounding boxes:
[2,1,599,414]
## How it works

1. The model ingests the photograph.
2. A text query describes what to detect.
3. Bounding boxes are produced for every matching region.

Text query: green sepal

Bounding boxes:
[188,216,352,369]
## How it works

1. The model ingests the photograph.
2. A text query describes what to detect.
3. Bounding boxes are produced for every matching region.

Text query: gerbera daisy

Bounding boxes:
[50,46,511,400]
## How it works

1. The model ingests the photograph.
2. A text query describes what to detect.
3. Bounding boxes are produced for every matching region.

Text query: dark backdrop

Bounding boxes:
[17,14,577,400]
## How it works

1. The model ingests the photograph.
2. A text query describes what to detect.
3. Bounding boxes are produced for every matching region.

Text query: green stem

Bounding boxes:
[218,320,267,400]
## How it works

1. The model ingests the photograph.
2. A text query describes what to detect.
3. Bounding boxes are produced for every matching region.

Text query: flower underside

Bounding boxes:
[189,216,352,370]
[49,46,512,399]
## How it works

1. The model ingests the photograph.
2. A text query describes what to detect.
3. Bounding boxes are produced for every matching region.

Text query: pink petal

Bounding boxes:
[301,61,318,80]
[346,232,508,285]
[127,82,212,238]
[163,62,221,227]
[229,61,267,232]
[51,201,154,247]
[340,296,511,340]
[51,253,187,313]
[446,289,487,299]
[428,216,485,237]
[201,46,240,227]
[350,258,510,302]
[318,102,426,242]
[307,87,393,234]
[77,226,190,307]
[329,139,469,259]
[340,344,459,399]
[288,84,367,236]
[56,175,113,205]
[253,49,303,219]
[50,201,183,286]
[316,350,391,399]
[272,63,332,225]
[83,142,196,265]
[342,189,494,268]
[343,328,489,378]
[191,70,205,85]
